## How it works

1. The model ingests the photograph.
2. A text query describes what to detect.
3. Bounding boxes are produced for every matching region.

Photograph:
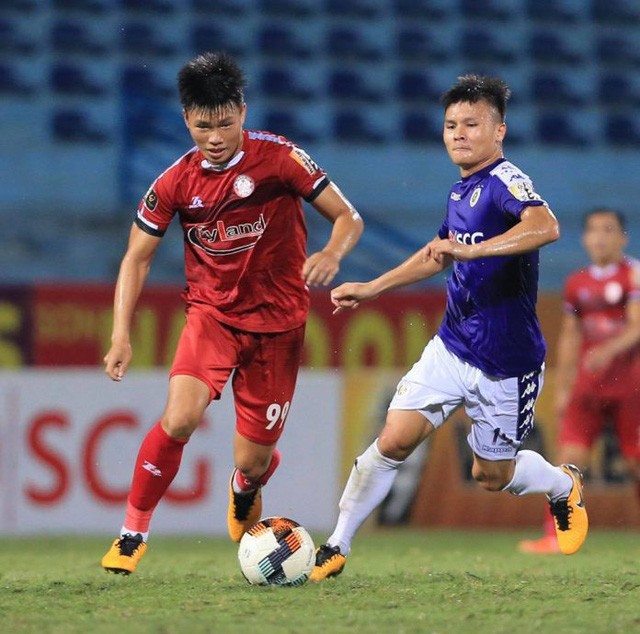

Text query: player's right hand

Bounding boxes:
[104,340,132,382]
[330,282,374,314]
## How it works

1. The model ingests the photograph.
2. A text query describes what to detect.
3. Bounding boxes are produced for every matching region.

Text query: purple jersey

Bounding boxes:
[437,158,548,378]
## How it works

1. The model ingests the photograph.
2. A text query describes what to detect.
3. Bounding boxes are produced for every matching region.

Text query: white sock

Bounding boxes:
[327,440,403,556]
[502,450,572,501]
[121,526,149,542]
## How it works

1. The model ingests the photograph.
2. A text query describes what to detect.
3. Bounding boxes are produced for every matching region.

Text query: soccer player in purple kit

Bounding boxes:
[310,75,588,582]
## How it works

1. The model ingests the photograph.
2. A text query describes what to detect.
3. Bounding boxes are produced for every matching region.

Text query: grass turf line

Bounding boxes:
[0,530,638,634]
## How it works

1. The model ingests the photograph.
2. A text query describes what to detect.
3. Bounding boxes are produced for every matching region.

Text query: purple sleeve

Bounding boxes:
[437,215,449,239]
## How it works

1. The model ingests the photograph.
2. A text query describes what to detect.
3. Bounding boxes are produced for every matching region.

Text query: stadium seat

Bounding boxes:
[122,0,176,13]
[325,26,383,62]
[595,35,640,67]
[604,114,640,146]
[459,0,510,21]
[191,0,248,14]
[591,0,640,24]
[50,20,107,55]
[0,0,38,11]
[261,111,318,144]
[53,0,110,11]
[50,63,106,96]
[190,25,247,59]
[260,67,314,101]
[121,66,175,99]
[531,72,586,106]
[460,28,515,64]
[528,31,583,65]
[258,0,317,17]
[256,24,314,59]
[400,111,442,144]
[597,73,640,107]
[328,69,382,103]
[51,110,109,143]
[525,0,580,23]
[536,112,590,146]
[396,71,442,103]
[0,63,34,95]
[332,109,387,143]
[323,0,380,18]
[396,27,448,62]
[0,18,36,54]
[121,22,176,56]
[392,0,449,19]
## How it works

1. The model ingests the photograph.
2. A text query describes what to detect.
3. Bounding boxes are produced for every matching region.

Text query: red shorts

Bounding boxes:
[171,305,305,445]
[559,388,640,460]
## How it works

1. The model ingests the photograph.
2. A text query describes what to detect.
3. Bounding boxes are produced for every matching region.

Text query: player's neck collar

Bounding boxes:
[201,151,245,172]
[589,261,621,279]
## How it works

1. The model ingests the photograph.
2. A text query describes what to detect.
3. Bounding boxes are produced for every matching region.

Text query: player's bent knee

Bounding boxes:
[161,413,200,439]
[235,456,272,482]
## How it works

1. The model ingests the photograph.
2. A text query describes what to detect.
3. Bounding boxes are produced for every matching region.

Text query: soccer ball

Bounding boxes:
[238,517,315,586]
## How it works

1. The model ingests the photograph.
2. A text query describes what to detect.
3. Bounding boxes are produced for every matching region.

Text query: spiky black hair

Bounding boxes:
[441,74,511,122]
[178,51,246,112]
[582,207,627,231]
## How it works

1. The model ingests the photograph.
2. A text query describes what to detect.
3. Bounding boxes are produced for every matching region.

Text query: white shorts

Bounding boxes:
[388,335,544,461]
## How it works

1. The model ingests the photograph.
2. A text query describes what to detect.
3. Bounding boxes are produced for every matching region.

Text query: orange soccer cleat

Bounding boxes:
[101,533,147,575]
[227,469,262,543]
[549,464,589,555]
[309,544,346,582]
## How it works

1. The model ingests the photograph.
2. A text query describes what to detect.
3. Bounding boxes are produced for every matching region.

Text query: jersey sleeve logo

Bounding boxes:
[144,187,158,211]
[289,147,319,175]
[507,180,541,202]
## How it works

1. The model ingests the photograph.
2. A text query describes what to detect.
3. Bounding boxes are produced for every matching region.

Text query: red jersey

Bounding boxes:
[564,256,640,393]
[135,130,330,333]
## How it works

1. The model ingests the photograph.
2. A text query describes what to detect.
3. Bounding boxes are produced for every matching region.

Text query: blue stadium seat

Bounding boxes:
[460,28,515,64]
[531,72,586,106]
[50,20,107,55]
[528,31,583,65]
[261,111,318,144]
[323,0,380,18]
[191,0,248,14]
[396,71,442,103]
[596,35,640,67]
[260,67,314,101]
[392,0,449,19]
[536,112,590,146]
[328,69,382,103]
[0,0,38,11]
[122,0,176,13]
[51,110,109,143]
[53,0,111,11]
[257,24,314,59]
[121,22,176,56]
[190,25,247,58]
[50,63,106,96]
[396,27,448,62]
[604,114,640,146]
[597,73,640,107]
[459,0,510,21]
[258,0,317,17]
[400,111,442,144]
[121,66,175,99]
[0,63,34,95]
[591,0,640,24]
[325,26,383,62]
[332,109,386,143]
[525,0,580,23]
[0,18,36,54]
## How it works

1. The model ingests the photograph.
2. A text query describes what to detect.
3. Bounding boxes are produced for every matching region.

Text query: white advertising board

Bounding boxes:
[0,370,341,535]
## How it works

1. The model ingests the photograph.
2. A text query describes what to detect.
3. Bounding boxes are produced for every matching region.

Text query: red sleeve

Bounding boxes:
[626,258,640,301]
[279,144,330,202]
[135,169,178,237]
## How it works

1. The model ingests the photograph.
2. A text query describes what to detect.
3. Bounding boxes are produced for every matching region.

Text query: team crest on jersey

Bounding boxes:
[469,186,482,207]
[144,187,158,211]
[604,281,623,304]
[233,174,255,198]
[289,147,319,175]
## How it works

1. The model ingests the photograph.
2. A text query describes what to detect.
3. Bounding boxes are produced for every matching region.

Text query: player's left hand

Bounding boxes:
[303,250,340,286]
[426,238,476,263]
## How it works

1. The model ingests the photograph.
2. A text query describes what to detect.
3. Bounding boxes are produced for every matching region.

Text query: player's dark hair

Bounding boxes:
[178,51,246,112]
[441,74,511,122]
[582,207,627,231]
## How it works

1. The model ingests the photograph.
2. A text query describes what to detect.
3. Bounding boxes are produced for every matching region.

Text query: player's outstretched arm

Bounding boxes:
[554,311,582,419]
[303,183,364,287]
[104,224,161,381]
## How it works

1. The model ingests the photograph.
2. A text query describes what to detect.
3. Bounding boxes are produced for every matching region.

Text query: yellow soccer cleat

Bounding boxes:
[549,464,588,555]
[518,534,561,555]
[101,533,147,575]
[309,544,346,582]
[227,469,262,543]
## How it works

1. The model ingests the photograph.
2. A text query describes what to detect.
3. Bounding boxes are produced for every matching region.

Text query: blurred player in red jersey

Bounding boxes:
[520,208,640,554]
[100,52,364,574]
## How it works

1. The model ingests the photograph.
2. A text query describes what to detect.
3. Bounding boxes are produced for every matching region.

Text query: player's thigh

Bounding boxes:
[378,409,436,461]
[232,325,305,445]
[558,392,603,451]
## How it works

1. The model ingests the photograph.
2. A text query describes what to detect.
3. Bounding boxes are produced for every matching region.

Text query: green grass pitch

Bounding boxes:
[1,530,638,634]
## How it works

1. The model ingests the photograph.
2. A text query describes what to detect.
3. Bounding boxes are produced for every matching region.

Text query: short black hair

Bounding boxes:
[178,51,246,112]
[582,207,627,231]
[440,74,511,122]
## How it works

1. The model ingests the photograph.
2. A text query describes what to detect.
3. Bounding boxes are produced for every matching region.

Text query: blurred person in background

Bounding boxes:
[520,208,640,554]
[311,74,588,582]
[100,51,363,574]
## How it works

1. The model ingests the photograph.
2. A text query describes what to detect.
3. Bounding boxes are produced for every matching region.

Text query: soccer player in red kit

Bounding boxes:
[520,208,640,553]
[100,52,363,574]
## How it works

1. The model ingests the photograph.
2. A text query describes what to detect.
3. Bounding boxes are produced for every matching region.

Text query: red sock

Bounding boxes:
[125,421,189,530]
[543,505,556,537]
[235,449,281,491]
